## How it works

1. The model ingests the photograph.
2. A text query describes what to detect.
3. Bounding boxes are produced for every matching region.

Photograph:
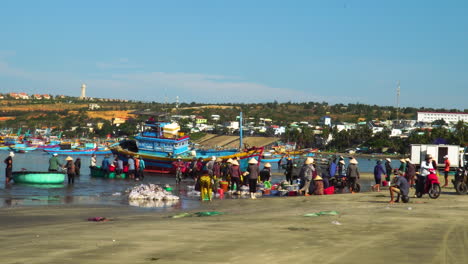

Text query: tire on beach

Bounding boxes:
[353,183,361,193]
[428,183,441,199]
[455,182,468,195]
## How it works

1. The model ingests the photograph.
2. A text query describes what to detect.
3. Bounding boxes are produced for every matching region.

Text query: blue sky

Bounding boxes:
[0,0,467,108]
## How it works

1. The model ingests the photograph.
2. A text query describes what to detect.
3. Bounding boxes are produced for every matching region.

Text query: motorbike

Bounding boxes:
[452,167,468,195]
[415,169,441,199]
[329,176,361,193]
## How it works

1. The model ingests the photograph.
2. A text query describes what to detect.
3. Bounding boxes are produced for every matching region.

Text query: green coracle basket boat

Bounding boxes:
[12,171,66,184]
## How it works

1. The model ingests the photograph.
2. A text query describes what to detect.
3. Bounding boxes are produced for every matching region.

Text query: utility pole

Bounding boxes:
[239,111,243,150]
[396,81,400,125]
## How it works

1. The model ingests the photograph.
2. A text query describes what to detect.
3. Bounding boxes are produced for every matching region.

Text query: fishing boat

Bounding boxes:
[12,171,65,184]
[43,147,98,155]
[10,143,38,153]
[111,113,264,173]
[0,145,10,150]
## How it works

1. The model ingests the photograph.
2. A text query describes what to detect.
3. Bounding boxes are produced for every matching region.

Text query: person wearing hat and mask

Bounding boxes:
[205,156,216,177]
[64,156,76,184]
[196,157,204,178]
[405,158,416,187]
[222,158,233,181]
[389,171,410,204]
[245,158,260,199]
[346,158,360,193]
[285,156,294,184]
[443,155,451,187]
[173,156,186,184]
[314,175,324,195]
[384,158,393,183]
[48,153,62,172]
[372,160,385,192]
[260,163,272,183]
[212,158,223,193]
[298,157,315,196]
[188,157,198,180]
[417,154,434,195]
[338,159,346,178]
[4,152,14,184]
[229,160,242,194]
[398,159,407,177]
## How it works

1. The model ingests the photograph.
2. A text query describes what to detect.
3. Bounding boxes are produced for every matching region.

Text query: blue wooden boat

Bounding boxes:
[43,147,97,155]
[10,143,38,153]
[111,121,264,173]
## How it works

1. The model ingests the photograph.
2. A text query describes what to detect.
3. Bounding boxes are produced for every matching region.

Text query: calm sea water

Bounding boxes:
[0,151,399,208]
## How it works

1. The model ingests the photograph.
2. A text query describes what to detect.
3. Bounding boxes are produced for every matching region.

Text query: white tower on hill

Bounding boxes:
[80,83,86,99]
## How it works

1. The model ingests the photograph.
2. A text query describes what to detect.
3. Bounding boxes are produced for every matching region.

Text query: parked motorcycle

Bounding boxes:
[452,167,468,195]
[415,169,441,199]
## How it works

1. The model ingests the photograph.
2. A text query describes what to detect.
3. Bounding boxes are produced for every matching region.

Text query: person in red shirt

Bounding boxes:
[172,157,186,184]
[443,155,450,187]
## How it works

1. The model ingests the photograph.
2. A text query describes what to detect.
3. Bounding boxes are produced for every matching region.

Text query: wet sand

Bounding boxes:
[1,181,467,264]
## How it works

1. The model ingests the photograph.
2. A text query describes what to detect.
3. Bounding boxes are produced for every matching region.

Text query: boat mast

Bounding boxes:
[239,111,243,150]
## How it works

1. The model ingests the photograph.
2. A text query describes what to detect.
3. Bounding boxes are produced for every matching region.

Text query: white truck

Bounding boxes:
[411,144,465,169]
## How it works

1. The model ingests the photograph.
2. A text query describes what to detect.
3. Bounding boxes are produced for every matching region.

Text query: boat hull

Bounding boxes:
[43,148,98,155]
[12,171,65,184]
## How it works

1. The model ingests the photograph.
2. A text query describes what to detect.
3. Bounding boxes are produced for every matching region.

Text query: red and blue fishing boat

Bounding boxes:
[111,113,264,173]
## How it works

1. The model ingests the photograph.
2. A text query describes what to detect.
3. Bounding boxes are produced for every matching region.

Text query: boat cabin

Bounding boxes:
[135,122,189,156]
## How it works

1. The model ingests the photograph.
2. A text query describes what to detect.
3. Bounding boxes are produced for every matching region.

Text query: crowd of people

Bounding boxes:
[2,150,454,204]
[93,154,146,180]
[173,156,273,200]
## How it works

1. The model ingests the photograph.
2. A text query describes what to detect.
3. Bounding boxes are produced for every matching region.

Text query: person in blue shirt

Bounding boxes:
[138,156,145,180]
[328,156,337,178]
[372,160,386,192]
[389,172,410,204]
[101,155,111,174]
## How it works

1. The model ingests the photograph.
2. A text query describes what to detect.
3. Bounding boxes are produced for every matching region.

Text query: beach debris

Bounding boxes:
[407,207,412,210]
[304,211,339,217]
[170,211,224,218]
[127,184,179,201]
[87,216,110,222]
[194,211,224,217]
[331,220,342,225]
[171,212,192,219]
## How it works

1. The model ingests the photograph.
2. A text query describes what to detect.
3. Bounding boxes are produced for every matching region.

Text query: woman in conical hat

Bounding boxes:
[314,175,324,195]
[64,156,76,185]
[248,158,258,164]
[229,159,242,194]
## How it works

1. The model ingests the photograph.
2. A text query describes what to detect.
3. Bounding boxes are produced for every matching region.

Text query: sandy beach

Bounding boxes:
[1,178,467,264]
